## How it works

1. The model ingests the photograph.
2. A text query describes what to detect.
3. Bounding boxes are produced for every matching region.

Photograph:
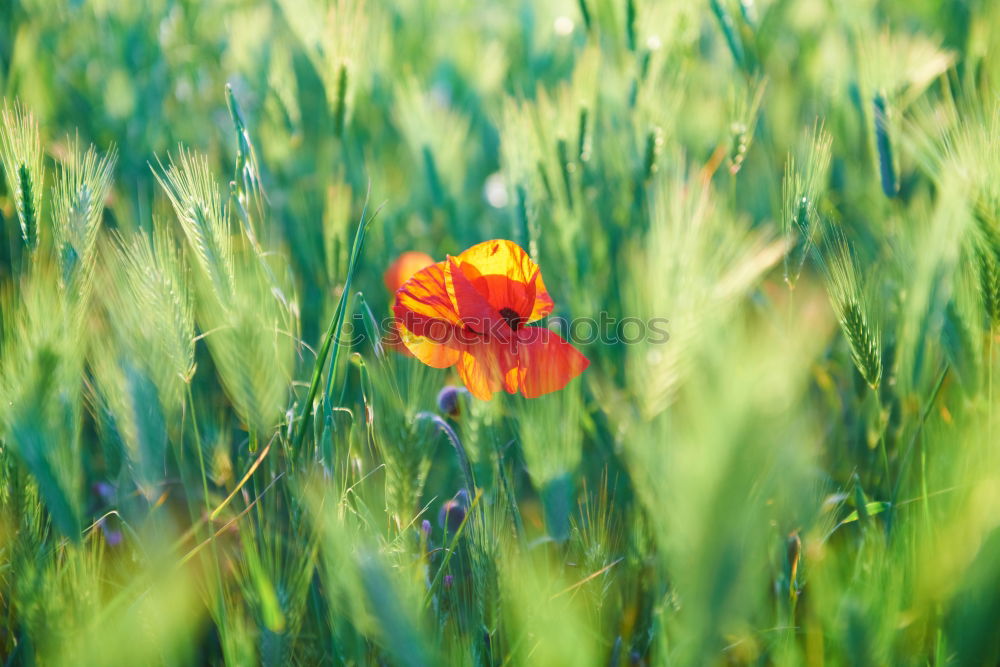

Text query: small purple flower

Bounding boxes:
[421,519,432,537]
[438,489,470,533]
[99,519,123,547]
[436,385,468,418]
[92,481,116,503]
[443,574,454,589]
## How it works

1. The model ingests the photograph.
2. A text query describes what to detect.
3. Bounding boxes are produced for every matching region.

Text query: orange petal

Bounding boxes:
[456,339,515,401]
[397,324,461,368]
[514,326,589,398]
[384,251,435,293]
[455,240,553,322]
[503,364,519,394]
[381,319,415,358]
[445,256,507,337]
[394,260,464,338]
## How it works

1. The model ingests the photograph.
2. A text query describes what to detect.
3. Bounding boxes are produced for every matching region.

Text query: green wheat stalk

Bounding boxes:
[52,136,117,297]
[823,238,883,390]
[153,148,235,302]
[973,206,1000,330]
[0,100,45,251]
[782,121,832,288]
[293,191,378,451]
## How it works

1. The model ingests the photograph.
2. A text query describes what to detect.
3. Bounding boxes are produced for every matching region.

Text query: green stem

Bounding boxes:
[787,284,795,340]
[187,382,211,515]
[878,426,889,487]
[989,332,995,456]
[920,426,931,534]
[890,364,949,510]
[291,195,378,452]
[423,490,483,608]
[416,412,476,499]
[185,381,229,632]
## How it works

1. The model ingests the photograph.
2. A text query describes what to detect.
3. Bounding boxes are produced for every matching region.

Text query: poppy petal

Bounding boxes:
[527,282,555,322]
[455,240,553,321]
[445,256,500,322]
[514,326,589,399]
[503,364,519,394]
[446,257,510,342]
[396,322,461,368]
[384,251,435,293]
[394,260,464,338]
[456,339,513,401]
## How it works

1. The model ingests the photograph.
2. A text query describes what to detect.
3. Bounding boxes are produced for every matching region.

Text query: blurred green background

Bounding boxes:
[3,0,1000,664]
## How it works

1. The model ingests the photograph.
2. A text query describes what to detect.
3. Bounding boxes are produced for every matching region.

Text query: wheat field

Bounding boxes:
[2,0,1000,664]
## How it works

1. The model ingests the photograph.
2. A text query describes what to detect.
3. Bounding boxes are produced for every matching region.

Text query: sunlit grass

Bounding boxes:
[2,0,1000,664]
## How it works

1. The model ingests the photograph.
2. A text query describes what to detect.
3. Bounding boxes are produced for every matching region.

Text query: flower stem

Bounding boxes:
[292,192,379,452]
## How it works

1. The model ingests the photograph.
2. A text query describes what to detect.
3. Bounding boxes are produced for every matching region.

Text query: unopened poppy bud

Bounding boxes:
[437,385,468,417]
[438,489,470,533]
[99,518,123,547]
[92,481,115,503]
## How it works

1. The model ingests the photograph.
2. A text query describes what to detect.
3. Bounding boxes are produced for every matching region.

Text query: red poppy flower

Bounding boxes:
[384,251,435,293]
[392,240,589,400]
[383,251,436,357]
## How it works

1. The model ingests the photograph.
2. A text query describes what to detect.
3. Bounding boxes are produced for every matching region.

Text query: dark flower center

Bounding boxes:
[499,307,524,330]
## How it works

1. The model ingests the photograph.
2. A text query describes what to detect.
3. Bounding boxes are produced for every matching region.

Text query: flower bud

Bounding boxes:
[438,489,470,533]
[437,385,469,417]
[92,481,116,503]
[100,518,123,547]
